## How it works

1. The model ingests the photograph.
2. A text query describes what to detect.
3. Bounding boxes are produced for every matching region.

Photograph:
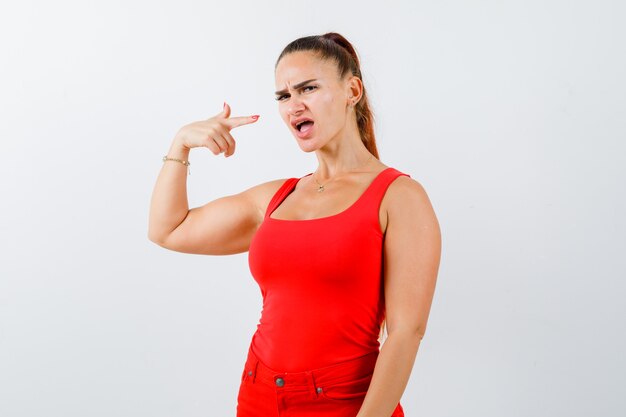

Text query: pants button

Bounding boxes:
[316,387,323,393]
[275,377,285,387]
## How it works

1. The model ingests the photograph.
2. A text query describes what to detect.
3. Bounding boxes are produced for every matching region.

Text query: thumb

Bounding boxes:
[221,101,231,118]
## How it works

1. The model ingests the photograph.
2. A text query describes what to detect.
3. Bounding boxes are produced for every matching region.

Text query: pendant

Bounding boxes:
[317,185,325,192]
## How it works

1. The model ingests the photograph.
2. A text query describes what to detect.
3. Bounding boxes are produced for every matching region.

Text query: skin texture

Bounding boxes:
[148,49,441,417]
[274,51,441,417]
[274,50,373,178]
[270,50,401,232]
[357,176,441,417]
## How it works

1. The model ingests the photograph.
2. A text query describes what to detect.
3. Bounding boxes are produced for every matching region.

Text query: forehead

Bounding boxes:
[275,51,336,88]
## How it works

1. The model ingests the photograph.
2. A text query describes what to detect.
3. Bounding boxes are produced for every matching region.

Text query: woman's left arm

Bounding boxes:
[357,177,442,417]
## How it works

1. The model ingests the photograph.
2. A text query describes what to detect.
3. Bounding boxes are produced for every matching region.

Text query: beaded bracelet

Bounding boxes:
[162,155,191,175]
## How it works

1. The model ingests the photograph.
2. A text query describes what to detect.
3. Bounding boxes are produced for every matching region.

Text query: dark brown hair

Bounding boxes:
[275,32,380,160]
[276,33,390,344]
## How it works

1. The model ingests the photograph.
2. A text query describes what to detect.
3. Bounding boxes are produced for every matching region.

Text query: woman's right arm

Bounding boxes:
[147,103,272,256]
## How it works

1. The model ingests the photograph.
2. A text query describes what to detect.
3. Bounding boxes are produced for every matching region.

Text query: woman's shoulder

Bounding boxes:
[381,171,438,230]
[381,167,434,210]
[241,175,298,222]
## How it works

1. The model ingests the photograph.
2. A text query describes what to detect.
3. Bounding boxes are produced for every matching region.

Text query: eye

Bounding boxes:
[275,85,317,102]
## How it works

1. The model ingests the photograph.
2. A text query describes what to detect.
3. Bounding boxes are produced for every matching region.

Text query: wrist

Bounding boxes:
[168,137,190,159]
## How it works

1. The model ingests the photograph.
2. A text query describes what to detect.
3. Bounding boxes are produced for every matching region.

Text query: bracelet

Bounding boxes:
[163,155,191,175]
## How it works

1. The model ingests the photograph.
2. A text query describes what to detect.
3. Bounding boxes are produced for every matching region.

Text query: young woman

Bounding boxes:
[148,32,441,417]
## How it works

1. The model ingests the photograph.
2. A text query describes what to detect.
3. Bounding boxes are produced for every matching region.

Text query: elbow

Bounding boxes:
[147,228,157,243]
[413,324,426,341]
[415,330,425,342]
[388,326,426,343]
[147,229,167,247]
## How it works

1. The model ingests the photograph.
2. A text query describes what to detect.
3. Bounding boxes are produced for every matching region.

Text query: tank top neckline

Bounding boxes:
[267,166,396,223]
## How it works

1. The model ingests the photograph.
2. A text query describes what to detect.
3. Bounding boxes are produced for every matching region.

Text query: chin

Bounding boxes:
[294,138,323,153]
[296,142,319,153]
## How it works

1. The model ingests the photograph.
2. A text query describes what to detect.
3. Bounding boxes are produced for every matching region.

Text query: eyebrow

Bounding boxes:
[274,79,318,96]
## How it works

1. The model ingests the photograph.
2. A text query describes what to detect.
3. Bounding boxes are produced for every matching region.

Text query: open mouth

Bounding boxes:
[296,120,314,133]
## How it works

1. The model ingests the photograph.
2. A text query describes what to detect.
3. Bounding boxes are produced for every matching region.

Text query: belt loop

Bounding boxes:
[307,370,321,399]
[251,357,259,384]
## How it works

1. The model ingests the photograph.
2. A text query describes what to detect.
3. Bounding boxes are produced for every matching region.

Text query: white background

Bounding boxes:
[1,1,624,416]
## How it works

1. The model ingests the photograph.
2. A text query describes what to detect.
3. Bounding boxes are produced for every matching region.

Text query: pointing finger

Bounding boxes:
[224,115,260,130]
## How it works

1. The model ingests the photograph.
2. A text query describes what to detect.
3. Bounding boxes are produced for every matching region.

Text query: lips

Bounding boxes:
[290,116,315,139]
[291,117,315,131]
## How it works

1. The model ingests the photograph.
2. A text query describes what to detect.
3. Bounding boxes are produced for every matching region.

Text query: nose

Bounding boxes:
[286,95,306,115]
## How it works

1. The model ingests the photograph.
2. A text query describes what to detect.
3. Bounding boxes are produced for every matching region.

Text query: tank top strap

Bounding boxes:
[356,167,411,226]
[264,176,306,219]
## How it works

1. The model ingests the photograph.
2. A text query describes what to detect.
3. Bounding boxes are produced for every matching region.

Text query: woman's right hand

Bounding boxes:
[174,102,259,158]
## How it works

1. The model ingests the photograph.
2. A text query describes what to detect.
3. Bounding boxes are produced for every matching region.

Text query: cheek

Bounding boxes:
[323,97,345,127]
[316,94,342,122]
[318,92,336,107]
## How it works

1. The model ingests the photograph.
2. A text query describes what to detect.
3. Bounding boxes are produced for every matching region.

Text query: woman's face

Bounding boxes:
[275,51,354,151]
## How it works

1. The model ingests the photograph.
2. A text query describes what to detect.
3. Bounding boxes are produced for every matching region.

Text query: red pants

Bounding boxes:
[236,344,405,417]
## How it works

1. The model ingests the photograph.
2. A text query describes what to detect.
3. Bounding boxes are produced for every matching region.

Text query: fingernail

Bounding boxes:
[252,115,259,120]
[223,102,226,109]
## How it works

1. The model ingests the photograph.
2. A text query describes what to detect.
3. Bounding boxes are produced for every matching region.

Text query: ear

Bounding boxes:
[345,75,363,107]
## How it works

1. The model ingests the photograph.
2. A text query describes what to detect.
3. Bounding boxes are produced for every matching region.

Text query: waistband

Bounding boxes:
[242,343,380,392]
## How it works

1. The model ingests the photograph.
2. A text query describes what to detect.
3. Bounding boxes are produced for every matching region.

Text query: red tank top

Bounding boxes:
[247,167,411,371]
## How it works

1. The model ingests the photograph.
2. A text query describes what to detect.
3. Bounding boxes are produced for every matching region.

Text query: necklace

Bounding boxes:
[312,154,375,192]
